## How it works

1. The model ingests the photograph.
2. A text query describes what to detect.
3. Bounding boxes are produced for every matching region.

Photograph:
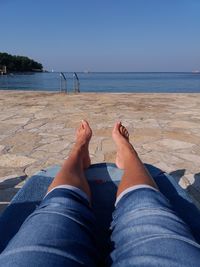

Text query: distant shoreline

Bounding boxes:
[2,71,200,74]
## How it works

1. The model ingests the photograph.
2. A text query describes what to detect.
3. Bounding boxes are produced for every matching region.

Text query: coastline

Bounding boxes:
[1,89,200,94]
[1,72,200,93]
[0,91,200,211]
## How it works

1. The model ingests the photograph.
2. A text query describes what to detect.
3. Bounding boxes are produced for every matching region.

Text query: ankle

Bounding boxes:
[71,143,87,157]
[122,149,139,169]
[118,142,136,154]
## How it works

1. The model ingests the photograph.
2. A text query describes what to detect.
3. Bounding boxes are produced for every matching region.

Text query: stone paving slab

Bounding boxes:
[0,91,200,212]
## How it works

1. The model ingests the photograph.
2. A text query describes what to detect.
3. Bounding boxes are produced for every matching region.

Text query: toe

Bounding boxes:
[81,119,88,128]
[119,124,124,134]
[77,123,83,133]
[125,129,129,139]
[113,121,121,133]
[121,126,126,135]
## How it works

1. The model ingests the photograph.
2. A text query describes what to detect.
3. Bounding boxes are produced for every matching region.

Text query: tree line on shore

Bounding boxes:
[0,52,43,72]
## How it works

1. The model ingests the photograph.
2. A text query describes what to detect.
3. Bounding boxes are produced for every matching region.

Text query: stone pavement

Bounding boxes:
[0,91,200,212]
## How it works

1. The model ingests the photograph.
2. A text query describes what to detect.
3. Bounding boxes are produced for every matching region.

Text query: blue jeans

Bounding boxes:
[0,187,200,266]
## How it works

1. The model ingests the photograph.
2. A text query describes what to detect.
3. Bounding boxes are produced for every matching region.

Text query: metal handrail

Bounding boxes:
[60,72,67,92]
[73,72,80,93]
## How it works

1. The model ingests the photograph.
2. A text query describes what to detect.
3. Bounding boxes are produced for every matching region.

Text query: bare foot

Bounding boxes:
[75,120,92,169]
[112,122,134,169]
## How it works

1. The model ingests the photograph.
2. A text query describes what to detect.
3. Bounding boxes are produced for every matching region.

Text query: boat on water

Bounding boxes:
[192,70,200,74]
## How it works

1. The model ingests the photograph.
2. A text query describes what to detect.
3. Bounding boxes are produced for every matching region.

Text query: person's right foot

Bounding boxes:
[112,122,135,169]
[75,120,92,169]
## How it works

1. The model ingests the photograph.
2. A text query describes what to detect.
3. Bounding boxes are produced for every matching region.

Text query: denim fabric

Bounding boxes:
[110,188,200,267]
[115,184,158,206]
[0,187,200,267]
[0,189,99,267]
[45,184,89,201]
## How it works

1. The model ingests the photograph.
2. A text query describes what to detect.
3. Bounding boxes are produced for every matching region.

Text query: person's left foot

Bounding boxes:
[75,120,92,168]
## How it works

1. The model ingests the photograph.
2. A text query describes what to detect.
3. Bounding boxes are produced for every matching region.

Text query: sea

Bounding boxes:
[0,72,200,93]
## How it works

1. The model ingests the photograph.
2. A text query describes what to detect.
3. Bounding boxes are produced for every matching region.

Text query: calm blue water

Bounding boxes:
[0,72,200,93]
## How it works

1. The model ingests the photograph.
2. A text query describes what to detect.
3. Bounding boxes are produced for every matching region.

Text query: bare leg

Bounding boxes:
[47,120,92,199]
[112,122,158,197]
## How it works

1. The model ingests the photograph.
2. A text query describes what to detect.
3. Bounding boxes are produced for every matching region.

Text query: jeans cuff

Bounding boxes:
[44,184,89,203]
[115,184,158,206]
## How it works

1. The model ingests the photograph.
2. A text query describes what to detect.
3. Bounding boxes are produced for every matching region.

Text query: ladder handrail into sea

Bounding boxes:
[59,72,80,93]
[59,72,67,93]
[73,72,80,93]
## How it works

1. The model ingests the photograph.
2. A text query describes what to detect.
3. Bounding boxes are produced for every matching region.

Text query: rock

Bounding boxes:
[1,92,200,206]
[24,120,47,130]
[1,118,30,125]
[30,150,50,159]
[36,141,70,153]
[156,139,195,150]
[101,139,115,153]
[134,119,160,128]
[91,152,105,163]
[104,151,116,163]
[39,137,60,144]
[178,176,192,189]
[0,124,20,135]
[2,132,41,147]
[155,162,174,173]
[173,152,200,164]
[21,106,45,114]
[39,122,65,130]
[169,121,200,129]
[184,174,195,187]
[34,111,57,119]
[25,158,63,177]
[0,145,5,153]
[0,154,36,168]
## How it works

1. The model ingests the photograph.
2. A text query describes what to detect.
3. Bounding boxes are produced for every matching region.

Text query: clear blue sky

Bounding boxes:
[1,0,200,72]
